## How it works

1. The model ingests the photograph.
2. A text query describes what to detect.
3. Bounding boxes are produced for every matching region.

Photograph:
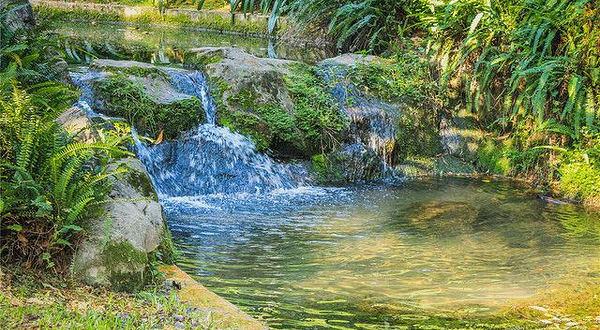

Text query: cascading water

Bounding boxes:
[71,67,299,199]
[131,69,298,198]
[319,64,400,167]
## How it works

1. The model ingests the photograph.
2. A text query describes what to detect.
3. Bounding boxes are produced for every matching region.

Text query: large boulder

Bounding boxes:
[59,107,172,292]
[85,59,204,140]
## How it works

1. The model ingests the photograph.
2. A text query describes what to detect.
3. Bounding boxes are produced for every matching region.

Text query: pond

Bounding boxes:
[166,177,600,329]
[54,21,335,64]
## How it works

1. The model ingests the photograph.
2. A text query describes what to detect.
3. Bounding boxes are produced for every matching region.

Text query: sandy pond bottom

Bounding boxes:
[165,177,600,329]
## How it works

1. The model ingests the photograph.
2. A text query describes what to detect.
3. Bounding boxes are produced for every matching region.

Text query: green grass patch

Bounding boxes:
[0,266,223,329]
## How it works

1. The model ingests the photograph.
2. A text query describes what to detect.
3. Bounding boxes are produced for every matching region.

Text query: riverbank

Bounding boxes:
[2,264,599,329]
[0,265,267,329]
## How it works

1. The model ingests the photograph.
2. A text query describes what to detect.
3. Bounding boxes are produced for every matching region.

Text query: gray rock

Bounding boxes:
[190,47,297,112]
[56,106,98,143]
[71,157,168,292]
[318,53,384,67]
[0,0,35,34]
[58,108,170,292]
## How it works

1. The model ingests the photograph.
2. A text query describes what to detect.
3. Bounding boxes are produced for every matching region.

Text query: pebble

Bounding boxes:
[173,321,185,329]
[565,322,578,327]
[540,319,554,325]
[172,314,185,322]
[529,305,549,313]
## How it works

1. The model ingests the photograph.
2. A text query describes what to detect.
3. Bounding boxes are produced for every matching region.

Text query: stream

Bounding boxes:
[63,21,600,330]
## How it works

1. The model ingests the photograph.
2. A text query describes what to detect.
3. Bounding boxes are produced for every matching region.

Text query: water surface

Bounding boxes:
[54,21,335,64]
[167,177,600,329]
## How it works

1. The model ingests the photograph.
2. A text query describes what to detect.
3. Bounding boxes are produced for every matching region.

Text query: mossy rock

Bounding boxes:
[188,48,346,158]
[310,144,385,184]
[102,241,148,292]
[89,60,204,140]
[71,158,172,292]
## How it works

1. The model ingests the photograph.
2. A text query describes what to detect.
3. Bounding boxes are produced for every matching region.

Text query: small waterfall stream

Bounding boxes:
[72,68,299,199]
[319,64,400,168]
[136,69,299,198]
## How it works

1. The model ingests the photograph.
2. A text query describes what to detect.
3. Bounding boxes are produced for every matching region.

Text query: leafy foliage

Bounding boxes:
[426,0,599,138]
[285,64,347,154]
[0,85,131,269]
[289,0,427,52]
[1,3,134,270]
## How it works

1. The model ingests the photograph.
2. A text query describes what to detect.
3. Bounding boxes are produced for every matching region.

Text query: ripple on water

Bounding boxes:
[167,177,600,329]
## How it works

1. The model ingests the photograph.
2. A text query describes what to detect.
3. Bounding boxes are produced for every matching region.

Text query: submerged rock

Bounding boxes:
[59,107,172,292]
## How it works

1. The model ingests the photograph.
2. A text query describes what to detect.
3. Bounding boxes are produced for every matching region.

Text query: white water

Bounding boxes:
[72,68,300,199]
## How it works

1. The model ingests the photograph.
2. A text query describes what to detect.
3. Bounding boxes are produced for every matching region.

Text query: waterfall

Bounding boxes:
[72,67,299,199]
[319,64,399,167]
[164,69,217,125]
[134,124,297,197]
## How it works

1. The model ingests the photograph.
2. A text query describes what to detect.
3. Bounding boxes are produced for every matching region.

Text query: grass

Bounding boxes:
[0,266,226,330]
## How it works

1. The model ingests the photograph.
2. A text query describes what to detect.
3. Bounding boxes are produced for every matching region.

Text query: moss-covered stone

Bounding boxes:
[93,73,203,139]
[124,164,158,201]
[311,153,345,183]
[310,144,385,184]
[102,241,148,292]
[189,48,346,158]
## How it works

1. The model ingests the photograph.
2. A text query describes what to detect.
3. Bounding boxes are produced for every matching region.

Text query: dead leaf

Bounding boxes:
[17,234,28,244]
[26,298,46,305]
[154,130,164,145]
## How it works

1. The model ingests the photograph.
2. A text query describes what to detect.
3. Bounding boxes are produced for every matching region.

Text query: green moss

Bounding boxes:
[223,89,302,151]
[95,73,203,139]
[187,54,223,69]
[476,139,512,175]
[219,108,271,150]
[349,53,437,105]
[91,63,163,77]
[102,241,148,292]
[284,64,347,155]
[310,153,346,183]
[124,167,158,201]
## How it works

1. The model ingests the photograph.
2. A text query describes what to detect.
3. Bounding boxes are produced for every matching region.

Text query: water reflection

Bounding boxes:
[167,178,600,329]
[54,21,335,64]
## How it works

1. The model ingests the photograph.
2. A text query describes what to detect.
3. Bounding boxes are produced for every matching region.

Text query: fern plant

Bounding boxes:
[0,84,131,269]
